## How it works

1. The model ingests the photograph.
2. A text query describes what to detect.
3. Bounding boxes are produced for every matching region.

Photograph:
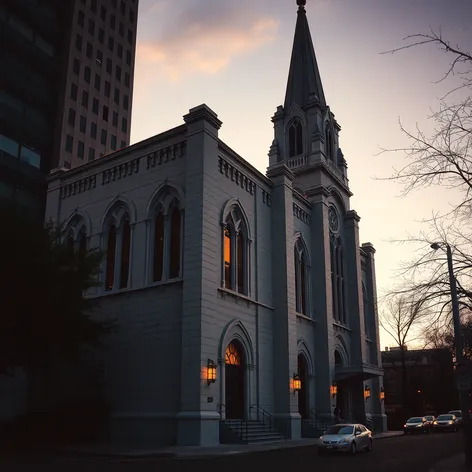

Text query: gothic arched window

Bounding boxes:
[105,224,117,291]
[149,188,183,283]
[362,282,370,338]
[222,206,249,295]
[289,119,303,157]
[64,215,88,254]
[103,203,132,292]
[325,123,334,160]
[330,234,346,324]
[294,239,309,315]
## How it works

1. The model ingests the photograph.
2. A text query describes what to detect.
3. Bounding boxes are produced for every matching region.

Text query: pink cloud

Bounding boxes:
[136,1,279,81]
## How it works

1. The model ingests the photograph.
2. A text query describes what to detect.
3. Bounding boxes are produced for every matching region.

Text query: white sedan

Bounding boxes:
[318,423,373,455]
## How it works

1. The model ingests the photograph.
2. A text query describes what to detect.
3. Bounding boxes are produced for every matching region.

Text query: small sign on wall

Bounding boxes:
[207,397,214,403]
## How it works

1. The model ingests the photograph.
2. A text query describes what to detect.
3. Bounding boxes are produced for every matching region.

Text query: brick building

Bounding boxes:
[382,347,457,429]
[44,0,386,446]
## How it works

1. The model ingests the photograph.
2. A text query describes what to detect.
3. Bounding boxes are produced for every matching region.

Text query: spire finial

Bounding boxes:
[297,0,306,9]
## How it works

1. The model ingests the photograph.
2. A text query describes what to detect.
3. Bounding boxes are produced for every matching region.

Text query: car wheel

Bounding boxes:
[351,442,356,455]
[367,439,373,452]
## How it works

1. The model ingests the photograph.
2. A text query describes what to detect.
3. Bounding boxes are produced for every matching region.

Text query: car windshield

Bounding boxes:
[449,411,462,417]
[325,425,354,435]
[437,415,453,421]
[425,416,433,420]
[407,417,423,423]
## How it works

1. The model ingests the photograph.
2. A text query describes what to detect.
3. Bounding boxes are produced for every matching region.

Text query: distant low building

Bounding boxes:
[382,347,456,428]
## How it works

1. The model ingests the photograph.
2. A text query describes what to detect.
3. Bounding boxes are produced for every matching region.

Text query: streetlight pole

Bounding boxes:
[431,242,472,469]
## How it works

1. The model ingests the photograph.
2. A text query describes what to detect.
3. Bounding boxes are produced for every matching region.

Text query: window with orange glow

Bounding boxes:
[225,342,241,366]
[237,231,244,293]
[224,227,232,288]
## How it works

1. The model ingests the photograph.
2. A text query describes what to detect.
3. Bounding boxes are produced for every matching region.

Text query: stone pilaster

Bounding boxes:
[266,162,301,439]
[344,210,365,364]
[362,242,387,432]
[307,187,333,418]
[177,104,222,446]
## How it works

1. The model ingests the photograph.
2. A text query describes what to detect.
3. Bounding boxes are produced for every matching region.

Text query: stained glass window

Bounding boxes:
[225,342,241,366]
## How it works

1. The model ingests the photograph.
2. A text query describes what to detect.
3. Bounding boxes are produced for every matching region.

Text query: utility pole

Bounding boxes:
[432,242,472,470]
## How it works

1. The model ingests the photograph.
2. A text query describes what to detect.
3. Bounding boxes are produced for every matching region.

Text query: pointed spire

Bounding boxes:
[284,0,326,110]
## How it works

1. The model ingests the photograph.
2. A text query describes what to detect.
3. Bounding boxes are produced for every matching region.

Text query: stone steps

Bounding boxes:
[222,420,286,444]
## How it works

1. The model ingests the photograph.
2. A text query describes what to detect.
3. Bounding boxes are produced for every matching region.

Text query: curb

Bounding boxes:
[4,433,403,462]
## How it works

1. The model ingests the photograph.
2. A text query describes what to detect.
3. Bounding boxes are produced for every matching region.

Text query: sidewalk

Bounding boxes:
[51,430,404,460]
[430,454,466,472]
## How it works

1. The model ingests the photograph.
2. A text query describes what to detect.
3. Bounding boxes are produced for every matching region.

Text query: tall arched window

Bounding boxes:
[77,229,87,254]
[153,211,165,282]
[105,224,117,291]
[362,282,370,338]
[119,219,131,289]
[169,206,182,279]
[64,215,88,254]
[103,203,132,292]
[149,187,184,283]
[330,231,346,324]
[289,119,303,157]
[294,239,309,315]
[325,123,334,160]
[222,205,249,295]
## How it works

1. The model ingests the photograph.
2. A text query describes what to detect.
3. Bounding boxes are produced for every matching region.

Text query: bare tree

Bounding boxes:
[380,29,472,220]
[380,294,430,414]
[377,29,472,328]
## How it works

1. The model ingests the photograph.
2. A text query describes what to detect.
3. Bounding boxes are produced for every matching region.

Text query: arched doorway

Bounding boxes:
[225,341,245,419]
[334,350,348,421]
[298,354,309,418]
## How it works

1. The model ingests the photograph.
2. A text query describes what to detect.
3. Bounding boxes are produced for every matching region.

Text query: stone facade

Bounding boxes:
[44,1,387,446]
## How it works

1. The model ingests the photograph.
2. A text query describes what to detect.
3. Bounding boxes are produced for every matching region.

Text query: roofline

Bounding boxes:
[47,124,187,183]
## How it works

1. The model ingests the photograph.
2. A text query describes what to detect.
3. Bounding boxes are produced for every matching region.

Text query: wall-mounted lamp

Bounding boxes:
[293,373,301,393]
[207,359,217,385]
[364,385,371,400]
[331,383,338,397]
[380,387,385,401]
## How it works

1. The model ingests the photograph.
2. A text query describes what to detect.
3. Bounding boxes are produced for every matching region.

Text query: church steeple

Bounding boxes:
[284,0,326,110]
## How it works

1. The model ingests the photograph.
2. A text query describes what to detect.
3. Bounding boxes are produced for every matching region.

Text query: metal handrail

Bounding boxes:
[250,405,288,440]
[218,404,248,444]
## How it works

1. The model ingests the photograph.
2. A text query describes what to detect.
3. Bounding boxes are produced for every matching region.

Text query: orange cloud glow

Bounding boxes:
[137,16,279,81]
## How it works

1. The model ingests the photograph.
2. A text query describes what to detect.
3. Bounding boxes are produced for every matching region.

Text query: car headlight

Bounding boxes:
[403,424,407,428]
[449,421,454,425]
[340,438,350,443]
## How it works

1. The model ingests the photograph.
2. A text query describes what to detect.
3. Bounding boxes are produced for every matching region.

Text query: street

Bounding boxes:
[1,432,463,472]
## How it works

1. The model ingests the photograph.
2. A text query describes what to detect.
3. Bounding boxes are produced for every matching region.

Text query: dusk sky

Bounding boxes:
[130,0,472,349]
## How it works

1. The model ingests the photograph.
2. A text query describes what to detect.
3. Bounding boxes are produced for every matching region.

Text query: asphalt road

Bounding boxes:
[1,432,463,471]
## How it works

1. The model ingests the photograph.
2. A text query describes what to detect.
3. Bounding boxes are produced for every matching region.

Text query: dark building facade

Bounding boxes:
[0,0,138,217]
[382,347,457,429]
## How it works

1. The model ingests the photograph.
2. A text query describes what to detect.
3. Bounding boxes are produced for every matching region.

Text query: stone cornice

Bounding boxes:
[362,242,376,255]
[47,124,187,183]
[292,160,352,197]
[266,162,295,181]
[218,141,272,189]
[345,209,361,222]
[183,104,222,130]
[304,185,330,199]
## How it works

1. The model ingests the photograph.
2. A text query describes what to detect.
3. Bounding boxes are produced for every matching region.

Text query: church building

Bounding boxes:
[45,0,387,446]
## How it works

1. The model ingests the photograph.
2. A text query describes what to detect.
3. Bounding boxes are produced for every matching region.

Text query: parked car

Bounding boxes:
[318,423,373,455]
[448,410,463,428]
[432,414,459,432]
[424,415,436,428]
[403,417,430,434]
